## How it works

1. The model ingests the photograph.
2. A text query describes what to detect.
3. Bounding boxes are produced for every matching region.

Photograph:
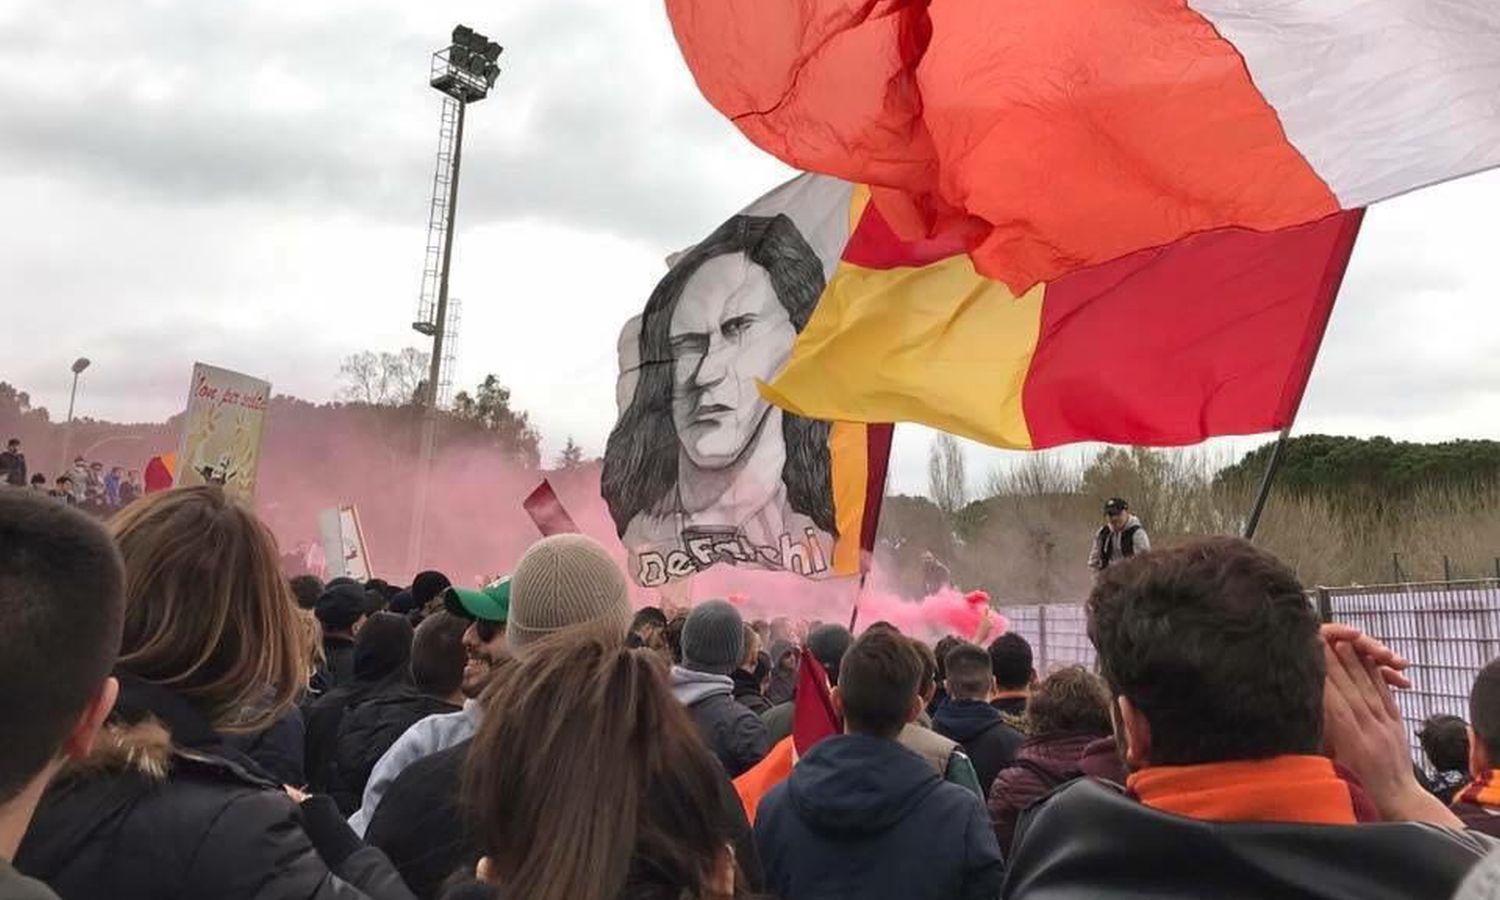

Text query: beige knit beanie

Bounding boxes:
[506,533,632,655]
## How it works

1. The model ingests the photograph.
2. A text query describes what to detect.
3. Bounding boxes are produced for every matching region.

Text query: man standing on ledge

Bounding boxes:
[1089,498,1150,572]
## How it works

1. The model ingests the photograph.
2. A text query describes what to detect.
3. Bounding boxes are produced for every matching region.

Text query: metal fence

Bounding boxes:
[995,603,1096,673]
[997,579,1500,761]
[1319,579,1500,758]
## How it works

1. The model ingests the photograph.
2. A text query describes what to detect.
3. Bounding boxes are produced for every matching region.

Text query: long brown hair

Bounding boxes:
[111,486,306,733]
[464,625,735,900]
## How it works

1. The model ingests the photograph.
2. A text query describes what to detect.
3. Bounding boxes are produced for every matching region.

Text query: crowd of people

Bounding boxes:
[7,485,1500,900]
[0,437,143,516]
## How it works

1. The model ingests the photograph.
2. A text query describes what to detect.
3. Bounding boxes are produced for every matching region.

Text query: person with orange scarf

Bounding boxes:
[1002,538,1487,900]
[1452,658,1500,836]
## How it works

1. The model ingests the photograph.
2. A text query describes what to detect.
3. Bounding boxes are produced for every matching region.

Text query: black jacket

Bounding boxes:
[367,737,765,900]
[314,634,358,695]
[731,669,773,716]
[933,699,1024,796]
[226,705,307,787]
[365,740,475,900]
[756,733,1004,900]
[307,617,416,798]
[15,675,415,900]
[305,679,397,796]
[1003,778,1493,900]
[670,668,770,777]
[331,690,461,814]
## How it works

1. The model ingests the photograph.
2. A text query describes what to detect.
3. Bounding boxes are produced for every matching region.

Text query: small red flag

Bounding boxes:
[792,651,842,757]
[143,454,176,494]
[522,479,580,537]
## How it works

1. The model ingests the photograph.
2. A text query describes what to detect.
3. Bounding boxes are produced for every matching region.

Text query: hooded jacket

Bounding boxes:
[305,613,414,796]
[14,674,415,900]
[670,666,770,777]
[1003,778,1491,900]
[987,732,1102,853]
[329,689,460,814]
[766,641,798,705]
[755,733,1004,900]
[933,699,1024,796]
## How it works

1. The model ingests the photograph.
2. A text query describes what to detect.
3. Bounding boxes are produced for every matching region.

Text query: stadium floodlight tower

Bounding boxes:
[406,25,504,575]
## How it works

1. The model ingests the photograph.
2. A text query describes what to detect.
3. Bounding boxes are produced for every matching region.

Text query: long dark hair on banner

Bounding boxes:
[602,213,835,538]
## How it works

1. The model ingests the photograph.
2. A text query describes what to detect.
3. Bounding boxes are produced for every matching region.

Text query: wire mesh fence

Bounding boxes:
[1318,580,1500,759]
[994,579,1500,762]
[995,603,1097,673]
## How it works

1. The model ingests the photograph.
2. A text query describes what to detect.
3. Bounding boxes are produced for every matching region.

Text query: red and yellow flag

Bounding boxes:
[763,190,1363,449]
[667,0,1497,292]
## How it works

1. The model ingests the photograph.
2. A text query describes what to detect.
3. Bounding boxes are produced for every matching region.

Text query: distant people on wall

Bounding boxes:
[118,469,142,506]
[0,438,26,486]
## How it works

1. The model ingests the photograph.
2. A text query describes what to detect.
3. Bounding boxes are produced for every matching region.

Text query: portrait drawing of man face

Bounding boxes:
[602,213,837,559]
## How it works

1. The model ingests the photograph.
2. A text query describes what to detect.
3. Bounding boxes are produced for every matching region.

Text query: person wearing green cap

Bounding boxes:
[348,576,510,837]
[444,576,512,699]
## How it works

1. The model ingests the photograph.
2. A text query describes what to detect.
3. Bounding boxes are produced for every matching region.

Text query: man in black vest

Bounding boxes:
[1089,497,1150,572]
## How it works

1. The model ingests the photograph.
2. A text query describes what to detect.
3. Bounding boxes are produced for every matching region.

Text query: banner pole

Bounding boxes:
[848,572,866,633]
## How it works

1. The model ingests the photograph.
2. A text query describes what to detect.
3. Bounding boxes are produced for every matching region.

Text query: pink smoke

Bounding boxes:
[248,411,1004,644]
[722,581,1004,643]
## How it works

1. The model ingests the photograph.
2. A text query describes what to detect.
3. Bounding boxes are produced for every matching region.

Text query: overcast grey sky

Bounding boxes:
[2,0,1498,496]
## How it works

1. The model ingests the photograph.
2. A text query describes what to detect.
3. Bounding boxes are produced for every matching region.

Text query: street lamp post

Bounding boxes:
[57,357,91,475]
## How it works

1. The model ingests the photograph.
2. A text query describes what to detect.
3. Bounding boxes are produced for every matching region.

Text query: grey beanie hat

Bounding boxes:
[682,599,745,676]
[506,534,632,655]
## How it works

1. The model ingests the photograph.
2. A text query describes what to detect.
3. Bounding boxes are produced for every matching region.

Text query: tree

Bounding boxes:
[555,436,585,470]
[451,374,542,468]
[928,433,967,515]
[1218,434,1500,498]
[985,451,1082,498]
[337,348,430,406]
[0,382,33,416]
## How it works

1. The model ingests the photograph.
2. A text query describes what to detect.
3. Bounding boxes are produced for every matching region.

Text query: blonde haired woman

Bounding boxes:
[16,486,415,900]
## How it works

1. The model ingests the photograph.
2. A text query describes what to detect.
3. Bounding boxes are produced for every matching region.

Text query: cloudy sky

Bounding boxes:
[3,0,1499,496]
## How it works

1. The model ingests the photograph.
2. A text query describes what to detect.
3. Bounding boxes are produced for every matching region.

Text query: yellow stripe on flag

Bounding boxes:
[827,420,869,575]
[762,256,1046,449]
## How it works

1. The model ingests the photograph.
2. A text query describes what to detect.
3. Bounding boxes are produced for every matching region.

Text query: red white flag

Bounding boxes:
[523,479,580,537]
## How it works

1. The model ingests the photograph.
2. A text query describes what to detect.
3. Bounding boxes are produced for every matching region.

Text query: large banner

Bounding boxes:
[602,174,892,588]
[174,362,270,501]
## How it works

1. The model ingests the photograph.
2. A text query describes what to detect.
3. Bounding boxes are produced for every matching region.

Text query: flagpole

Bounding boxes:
[847,572,866,633]
[1242,425,1291,541]
[1240,209,1365,542]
